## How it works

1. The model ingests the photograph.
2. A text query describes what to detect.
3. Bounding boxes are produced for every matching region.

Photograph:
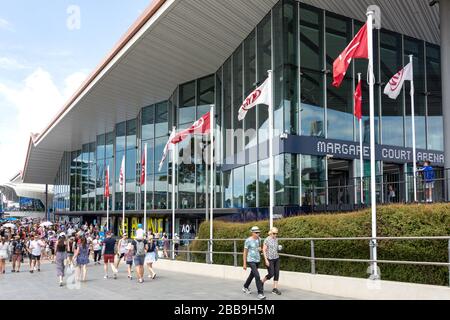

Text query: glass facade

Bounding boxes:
[53,0,444,217]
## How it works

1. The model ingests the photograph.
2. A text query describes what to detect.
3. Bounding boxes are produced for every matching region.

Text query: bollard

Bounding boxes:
[310,240,316,274]
[233,240,237,267]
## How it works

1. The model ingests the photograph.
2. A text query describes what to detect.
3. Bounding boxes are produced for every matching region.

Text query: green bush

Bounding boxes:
[191,204,450,286]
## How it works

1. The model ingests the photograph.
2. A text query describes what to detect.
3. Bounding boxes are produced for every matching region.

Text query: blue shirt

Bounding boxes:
[422,166,434,183]
[244,237,261,263]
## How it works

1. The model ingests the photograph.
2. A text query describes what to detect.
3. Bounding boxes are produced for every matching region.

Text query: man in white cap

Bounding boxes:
[242,226,266,300]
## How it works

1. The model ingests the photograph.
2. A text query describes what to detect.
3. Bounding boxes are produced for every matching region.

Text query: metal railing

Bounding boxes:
[302,168,448,213]
[162,236,450,287]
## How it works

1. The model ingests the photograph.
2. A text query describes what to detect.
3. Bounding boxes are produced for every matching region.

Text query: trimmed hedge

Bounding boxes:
[191,204,450,286]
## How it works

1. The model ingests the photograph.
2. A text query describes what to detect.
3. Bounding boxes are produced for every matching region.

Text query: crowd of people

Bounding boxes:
[0,218,283,300]
[0,219,167,286]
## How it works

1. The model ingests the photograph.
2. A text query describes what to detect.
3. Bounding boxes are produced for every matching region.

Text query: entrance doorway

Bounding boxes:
[383,163,405,203]
[327,159,352,209]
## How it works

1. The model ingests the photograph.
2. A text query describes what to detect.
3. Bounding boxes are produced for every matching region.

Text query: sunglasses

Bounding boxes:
[272,233,278,235]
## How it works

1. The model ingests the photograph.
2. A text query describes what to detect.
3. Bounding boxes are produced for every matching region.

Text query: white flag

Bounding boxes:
[383,62,413,100]
[158,130,177,172]
[119,156,125,191]
[238,75,271,121]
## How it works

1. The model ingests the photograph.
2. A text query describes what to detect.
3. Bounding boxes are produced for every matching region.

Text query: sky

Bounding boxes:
[0,0,153,184]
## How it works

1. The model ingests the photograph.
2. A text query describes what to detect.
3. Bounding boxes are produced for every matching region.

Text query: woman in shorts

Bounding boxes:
[0,237,10,274]
[145,235,157,279]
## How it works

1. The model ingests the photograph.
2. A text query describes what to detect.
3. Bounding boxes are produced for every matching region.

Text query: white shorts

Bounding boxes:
[144,252,156,264]
[425,182,435,189]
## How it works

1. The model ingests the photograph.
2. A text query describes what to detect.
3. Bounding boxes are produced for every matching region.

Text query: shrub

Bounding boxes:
[191,204,450,286]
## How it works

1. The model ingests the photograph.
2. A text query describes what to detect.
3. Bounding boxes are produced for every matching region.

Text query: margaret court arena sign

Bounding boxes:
[282,136,445,165]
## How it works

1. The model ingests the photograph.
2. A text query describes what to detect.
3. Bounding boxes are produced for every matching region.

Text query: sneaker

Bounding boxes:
[242,287,251,294]
[138,279,144,283]
[30,270,33,274]
[104,275,108,279]
[37,269,40,272]
[257,294,267,300]
[59,282,63,287]
[272,288,282,295]
[148,274,152,278]
[11,270,15,273]
[113,273,117,279]
[152,274,157,280]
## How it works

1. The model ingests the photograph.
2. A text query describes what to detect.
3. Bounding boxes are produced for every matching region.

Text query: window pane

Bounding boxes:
[155,102,168,138]
[180,81,196,125]
[126,119,136,150]
[300,4,323,72]
[142,105,154,140]
[426,44,443,151]
[244,31,257,149]
[233,45,243,154]
[223,59,232,158]
[258,158,270,207]
[116,122,126,151]
[380,31,404,147]
[223,171,232,208]
[301,71,324,136]
[245,163,257,208]
[233,167,244,208]
[301,155,325,205]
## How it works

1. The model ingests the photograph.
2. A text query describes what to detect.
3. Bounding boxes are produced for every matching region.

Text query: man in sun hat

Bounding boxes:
[242,226,266,300]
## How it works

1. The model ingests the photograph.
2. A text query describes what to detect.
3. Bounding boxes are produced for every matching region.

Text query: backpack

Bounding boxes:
[135,240,146,256]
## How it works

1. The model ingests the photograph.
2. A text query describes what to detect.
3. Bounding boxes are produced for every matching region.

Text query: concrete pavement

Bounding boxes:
[0,261,341,300]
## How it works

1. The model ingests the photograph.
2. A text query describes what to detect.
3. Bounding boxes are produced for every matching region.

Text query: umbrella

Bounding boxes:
[40,221,53,227]
[2,223,16,229]
[5,217,18,221]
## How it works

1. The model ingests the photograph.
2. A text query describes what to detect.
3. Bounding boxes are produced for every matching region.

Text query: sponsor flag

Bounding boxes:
[171,112,211,144]
[354,80,363,120]
[383,62,412,99]
[238,77,271,121]
[119,156,125,191]
[333,23,368,88]
[104,166,110,198]
[140,144,146,185]
[158,130,177,172]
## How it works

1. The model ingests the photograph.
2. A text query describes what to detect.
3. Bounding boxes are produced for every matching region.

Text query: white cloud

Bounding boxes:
[0,18,13,31]
[0,68,87,183]
[0,57,27,70]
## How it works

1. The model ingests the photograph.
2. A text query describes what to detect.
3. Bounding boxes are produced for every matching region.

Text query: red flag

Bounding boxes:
[140,144,146,185]
[333,23,368,88]
[171,112,211,144]
[104,166,110,198]
[354,80,363,120]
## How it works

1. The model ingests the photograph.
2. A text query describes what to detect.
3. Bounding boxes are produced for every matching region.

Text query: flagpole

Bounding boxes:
[171,126,176,260]
[358,73,364,205]
[122,155,126,235]
[209,106,214,264]
[367,10,378,279]
[106,165,109,232]
[409,55,418,203]
[268,70,274,230]
[144,143,148,233]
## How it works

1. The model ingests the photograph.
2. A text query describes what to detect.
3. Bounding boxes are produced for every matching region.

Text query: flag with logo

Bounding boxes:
[119,155,125,191]
[171,112,211,144]
[333,23,369,88]
[104,166,110,198]
[383,62,412,99]
[140,144,147,186]
[354,80,363,120]
[158,130,177,172]
[238,76,271,121]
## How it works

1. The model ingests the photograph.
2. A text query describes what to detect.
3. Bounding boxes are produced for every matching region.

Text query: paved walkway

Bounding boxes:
[0,261,341,300]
